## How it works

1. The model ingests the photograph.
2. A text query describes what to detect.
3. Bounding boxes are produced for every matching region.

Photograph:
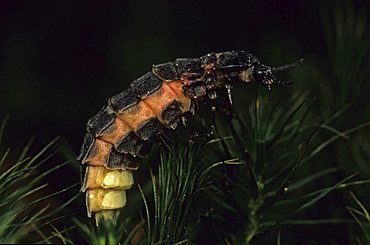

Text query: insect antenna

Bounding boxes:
[272,58,304,73]
[276,80,294,86]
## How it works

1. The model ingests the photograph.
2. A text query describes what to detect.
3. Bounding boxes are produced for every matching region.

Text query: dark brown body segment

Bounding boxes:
[215,51,257,69]
[161,101,183,128]
[81,137,138,170]
[130,72,162,99]
[152,62,180,81]
[86,106,116,137]
[77,133,95,162]
[108,88,140,113]
[116,132,148,156]
[199,53,217,69]
[175,58,203,78]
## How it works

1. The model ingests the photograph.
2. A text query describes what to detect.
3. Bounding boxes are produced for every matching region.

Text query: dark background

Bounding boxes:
[0,1,369,243]
[0,0,340,151]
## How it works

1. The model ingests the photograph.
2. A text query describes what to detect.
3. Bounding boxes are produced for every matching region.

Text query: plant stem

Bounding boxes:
[245,197,262,244]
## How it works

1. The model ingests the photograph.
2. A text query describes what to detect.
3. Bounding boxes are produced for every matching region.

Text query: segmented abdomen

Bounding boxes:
[78,51,258,217]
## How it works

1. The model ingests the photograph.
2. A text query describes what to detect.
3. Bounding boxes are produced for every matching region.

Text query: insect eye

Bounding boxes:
[253,68,265,82]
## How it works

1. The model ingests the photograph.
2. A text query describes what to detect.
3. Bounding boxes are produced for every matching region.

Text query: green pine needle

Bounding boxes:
[140,139,225,244]
[0,118,74,243]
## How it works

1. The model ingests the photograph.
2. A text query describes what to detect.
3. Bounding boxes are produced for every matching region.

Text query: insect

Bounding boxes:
[77,51,302,221]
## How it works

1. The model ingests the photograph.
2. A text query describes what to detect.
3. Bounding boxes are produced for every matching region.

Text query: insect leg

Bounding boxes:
[154,126,174,153]
[208,90,217,136]
[207,90,234,159]
[224,83,234,123]
[181,116,188,127]
[181,114,199,138]
[215,84,234,123]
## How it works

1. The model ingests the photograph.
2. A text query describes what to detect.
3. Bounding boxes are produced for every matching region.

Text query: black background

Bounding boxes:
[0,0,334,151]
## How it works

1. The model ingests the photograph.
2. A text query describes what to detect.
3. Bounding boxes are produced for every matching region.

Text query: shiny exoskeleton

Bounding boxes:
[77,50,302,219]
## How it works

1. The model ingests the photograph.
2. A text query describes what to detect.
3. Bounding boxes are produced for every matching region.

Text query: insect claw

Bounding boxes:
[169,120,180,130]
[181,116,188,127]
[208,125,216,137]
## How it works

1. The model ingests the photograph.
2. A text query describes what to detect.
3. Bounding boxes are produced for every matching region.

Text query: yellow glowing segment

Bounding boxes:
[87,189,126,213]
[83,166,134,190]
